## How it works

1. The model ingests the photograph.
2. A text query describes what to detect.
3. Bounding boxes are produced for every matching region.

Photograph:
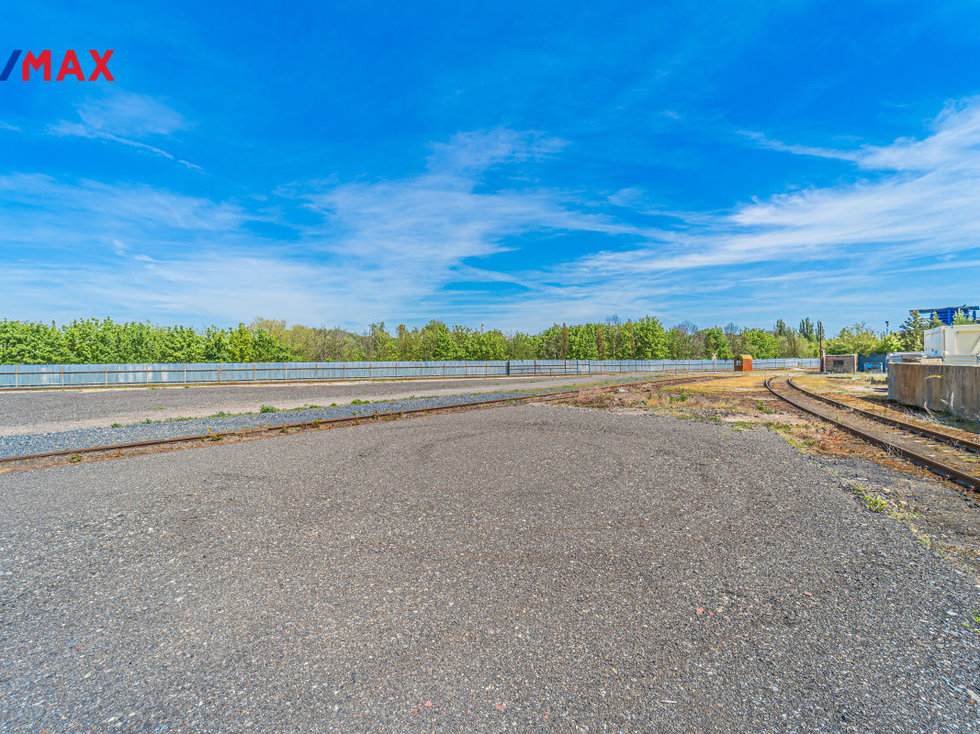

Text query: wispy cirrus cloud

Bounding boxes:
[568,98,980,277]
[4,104,980,330]
[49,91,201,170]
[285,128,650,313]
[0,174,245,246]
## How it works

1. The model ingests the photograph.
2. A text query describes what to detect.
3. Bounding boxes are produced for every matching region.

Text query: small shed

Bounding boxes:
[734,354,753,372]
[824,354,857,373]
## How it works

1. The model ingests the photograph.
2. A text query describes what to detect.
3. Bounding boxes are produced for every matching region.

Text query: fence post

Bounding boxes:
[218,363,222,383]
[14,364,17,388]
[184,364,187,384]
[105,365,108,386]
[61,365,64,387]
[284,363,288,382]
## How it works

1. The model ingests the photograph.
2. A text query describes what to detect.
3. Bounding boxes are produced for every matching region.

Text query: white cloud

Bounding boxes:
[4,106,980,331]
[75,92,188,138]
[286,129,647,314]
[568,98,980,277]
[0,174,245,238]
[426,128,567,173]
[49,91,200,169]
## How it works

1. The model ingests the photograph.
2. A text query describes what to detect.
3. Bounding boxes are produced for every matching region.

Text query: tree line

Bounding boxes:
[0,311,966,365]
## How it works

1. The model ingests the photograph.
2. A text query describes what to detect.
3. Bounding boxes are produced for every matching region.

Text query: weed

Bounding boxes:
[862,493,889,512]
[69,454,82,464]
[350,398,368,405]
[110,423,122,428]
[148,406,166,411]
[963,610,980,635]
[330,402,337,407]
[754,400,775,414]
[259,405,279,413]
[730,421,754,431]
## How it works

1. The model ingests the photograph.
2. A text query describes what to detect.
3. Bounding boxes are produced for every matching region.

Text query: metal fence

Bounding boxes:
[0,358,819,389]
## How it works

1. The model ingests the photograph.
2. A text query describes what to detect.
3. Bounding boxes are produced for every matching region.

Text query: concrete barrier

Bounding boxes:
[887,361,980,422]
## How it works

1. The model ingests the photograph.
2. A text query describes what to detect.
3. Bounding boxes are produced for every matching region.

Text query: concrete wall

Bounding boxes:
[887,361,980,422]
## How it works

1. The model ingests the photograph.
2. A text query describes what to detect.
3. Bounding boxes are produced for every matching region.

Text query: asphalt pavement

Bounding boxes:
[1,404,977,732]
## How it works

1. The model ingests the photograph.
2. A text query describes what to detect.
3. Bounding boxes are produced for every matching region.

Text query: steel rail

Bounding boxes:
[785,377,980,454]
[765,377,980,490]
[0,373,730,468]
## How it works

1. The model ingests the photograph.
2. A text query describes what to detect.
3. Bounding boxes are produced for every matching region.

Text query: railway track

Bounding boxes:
[765,376,980,489]
[0,373,730,473]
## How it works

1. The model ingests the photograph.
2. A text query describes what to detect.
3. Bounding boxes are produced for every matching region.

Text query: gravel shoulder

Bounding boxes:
[1,404,978,732]
[0,373,663,437]
[0,390,532,459]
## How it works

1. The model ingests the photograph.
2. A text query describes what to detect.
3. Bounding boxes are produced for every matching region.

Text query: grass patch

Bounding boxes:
[754,400,775,414]
[259,405,279,413]
[785,437,817,449]
[761,421,795,433]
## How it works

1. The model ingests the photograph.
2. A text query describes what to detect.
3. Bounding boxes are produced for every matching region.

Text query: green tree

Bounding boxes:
[701,327,732,359]
[952,308,977,325]
[741,328,778,358]
[825,323,881,355]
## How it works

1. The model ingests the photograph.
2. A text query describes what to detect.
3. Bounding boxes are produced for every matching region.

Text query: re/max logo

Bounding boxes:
[1,50,114,81]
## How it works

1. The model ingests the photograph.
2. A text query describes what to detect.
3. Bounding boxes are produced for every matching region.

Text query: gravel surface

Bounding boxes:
[0,373,665,437]
[1,405,978,732]
[0,390,533,458]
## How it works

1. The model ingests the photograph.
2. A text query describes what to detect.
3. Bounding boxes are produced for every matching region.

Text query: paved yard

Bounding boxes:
[1,404,977,731]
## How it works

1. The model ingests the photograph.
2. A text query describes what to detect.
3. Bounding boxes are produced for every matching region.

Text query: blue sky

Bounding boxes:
[2,1,980,334]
